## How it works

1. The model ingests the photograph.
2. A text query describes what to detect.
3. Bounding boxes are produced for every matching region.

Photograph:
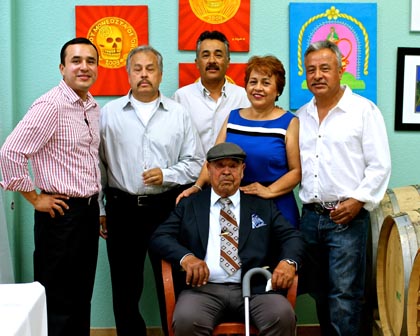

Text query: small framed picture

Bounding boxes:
[411,0,420,31]
[395,47,420,131]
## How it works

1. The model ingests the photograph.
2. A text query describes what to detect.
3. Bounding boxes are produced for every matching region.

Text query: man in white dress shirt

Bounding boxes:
[173,30,250,153]
[297,40,391,336]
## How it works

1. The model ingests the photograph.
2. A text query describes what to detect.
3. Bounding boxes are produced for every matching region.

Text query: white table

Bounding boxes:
[0,282,47,336]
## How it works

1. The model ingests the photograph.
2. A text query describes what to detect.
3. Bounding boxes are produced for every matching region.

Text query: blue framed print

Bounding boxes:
[289,3,377,110]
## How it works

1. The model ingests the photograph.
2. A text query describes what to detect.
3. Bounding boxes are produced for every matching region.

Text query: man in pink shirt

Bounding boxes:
[0,37,101,336]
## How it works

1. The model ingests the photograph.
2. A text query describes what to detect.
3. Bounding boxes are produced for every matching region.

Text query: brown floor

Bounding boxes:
[90,325,321,336]
[90,326,323,336]
[90,322,384,336]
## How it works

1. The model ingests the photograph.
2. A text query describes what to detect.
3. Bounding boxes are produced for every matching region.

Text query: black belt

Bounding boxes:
[41,191,98,206]
[106,187,179,207]
[67,194,98,206]
[303,202,338,216]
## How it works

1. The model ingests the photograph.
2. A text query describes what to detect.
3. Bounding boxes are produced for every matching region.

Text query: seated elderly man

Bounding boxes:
[149,142,306,336]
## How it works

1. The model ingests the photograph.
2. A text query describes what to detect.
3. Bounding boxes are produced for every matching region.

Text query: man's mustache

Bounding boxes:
[206,64,219,71]
[137,80,152,87]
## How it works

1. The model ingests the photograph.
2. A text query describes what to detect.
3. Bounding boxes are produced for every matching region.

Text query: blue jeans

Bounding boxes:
[300,206,369,336]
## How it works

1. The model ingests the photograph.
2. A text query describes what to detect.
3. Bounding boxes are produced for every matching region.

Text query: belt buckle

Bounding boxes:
[323,201,339,210]
[137,195,148,207]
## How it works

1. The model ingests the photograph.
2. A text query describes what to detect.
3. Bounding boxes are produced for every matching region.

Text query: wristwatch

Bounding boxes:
[283,259,298,271]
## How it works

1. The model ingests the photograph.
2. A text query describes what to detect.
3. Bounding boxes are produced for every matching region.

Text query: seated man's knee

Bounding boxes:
[173,302,213,335]
[173,314,213,335]
[251,294,296,335]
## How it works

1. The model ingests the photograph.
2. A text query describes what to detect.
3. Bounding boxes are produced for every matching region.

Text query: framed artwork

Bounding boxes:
[289,3,377,110]
[178,0,250,51]
[395,47,420,131]
[179,63,247,88]
[411,0,420,31]
[75,5,148,96]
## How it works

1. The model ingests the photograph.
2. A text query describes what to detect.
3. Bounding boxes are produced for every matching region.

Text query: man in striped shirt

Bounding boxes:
[0,37,101,336]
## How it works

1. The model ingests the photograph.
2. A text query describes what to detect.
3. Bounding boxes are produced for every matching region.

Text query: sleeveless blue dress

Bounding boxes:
[226,108,300,228]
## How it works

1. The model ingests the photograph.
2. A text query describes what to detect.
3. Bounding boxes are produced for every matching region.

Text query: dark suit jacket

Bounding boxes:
[149,189,306,294]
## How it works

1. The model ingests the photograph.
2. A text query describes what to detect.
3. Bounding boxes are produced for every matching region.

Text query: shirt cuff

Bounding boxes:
[180,253,194,266]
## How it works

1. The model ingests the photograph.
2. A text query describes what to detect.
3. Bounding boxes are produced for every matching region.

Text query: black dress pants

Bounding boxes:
[105,187,185,336]
[34,196,100,336]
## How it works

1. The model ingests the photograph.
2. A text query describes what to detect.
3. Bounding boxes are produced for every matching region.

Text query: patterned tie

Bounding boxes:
[219,197,241,275]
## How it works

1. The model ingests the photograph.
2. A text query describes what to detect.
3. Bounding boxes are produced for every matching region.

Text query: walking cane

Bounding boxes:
[242,268,272,336]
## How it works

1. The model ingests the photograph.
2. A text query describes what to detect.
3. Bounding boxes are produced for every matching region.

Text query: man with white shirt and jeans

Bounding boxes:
[99,45,204,336]
[297,40,391,335]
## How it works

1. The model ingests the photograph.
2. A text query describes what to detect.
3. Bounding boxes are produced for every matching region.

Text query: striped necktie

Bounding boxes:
[219,197,241,275]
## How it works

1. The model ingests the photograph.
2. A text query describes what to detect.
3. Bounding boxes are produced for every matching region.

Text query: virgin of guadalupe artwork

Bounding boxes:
[289,3,377,109]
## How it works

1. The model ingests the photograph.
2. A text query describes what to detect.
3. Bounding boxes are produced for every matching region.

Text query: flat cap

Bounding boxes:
[206,142,247,162]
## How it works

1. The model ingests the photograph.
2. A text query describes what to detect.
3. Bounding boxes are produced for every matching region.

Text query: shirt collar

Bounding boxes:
[211,188,240,208]
[59,80,96,106]
[199,78,227,98]
[335,85,352,113]
[124,90,166,111]
[309,85,351,116]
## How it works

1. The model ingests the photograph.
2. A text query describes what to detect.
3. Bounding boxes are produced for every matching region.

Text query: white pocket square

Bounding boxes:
[251,214,267,229]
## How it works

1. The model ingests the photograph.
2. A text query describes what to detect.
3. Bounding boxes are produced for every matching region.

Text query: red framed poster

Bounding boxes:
[75,6,148,96]
[178,0,250,52]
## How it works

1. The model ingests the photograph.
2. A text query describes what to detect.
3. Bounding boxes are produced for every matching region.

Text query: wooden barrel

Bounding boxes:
[376,210,420,336]
[370,185,420,279]
[407,249,420,335]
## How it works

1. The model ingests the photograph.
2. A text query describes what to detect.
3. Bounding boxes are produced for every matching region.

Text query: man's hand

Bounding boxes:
[21,191,69,218]
[142,168,163,186]
[330,198,364,225]
[180,254,209,287]
[271,260,296,291]
[99,216,108,239]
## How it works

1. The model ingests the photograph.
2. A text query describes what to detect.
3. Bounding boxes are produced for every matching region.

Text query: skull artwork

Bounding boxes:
[96,25,123,61]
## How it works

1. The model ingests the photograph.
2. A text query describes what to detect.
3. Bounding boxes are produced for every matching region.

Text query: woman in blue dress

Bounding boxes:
[179,55,301,228]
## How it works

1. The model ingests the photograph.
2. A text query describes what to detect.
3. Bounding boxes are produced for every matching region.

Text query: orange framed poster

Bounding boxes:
[75,5,148,96]
[178,0,250,52]
[179,63,247,88]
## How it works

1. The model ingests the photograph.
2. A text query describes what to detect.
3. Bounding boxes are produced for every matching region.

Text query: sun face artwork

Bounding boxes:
[178,0,250,51]
[76,6,148,96]
[289,3,377,109]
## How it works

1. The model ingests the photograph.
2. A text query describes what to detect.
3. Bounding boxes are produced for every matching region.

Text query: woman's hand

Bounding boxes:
[176,185,200,204]
[240,182,273,199]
